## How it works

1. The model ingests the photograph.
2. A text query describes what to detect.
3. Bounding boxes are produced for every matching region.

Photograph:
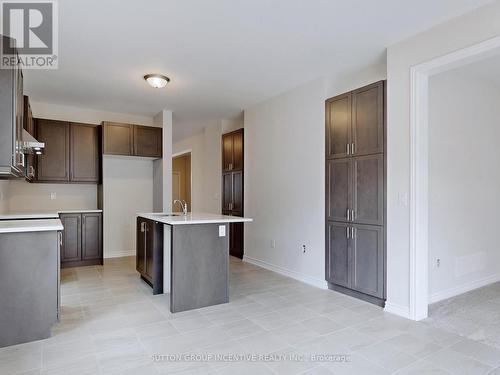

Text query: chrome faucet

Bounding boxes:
[173,199,188,216]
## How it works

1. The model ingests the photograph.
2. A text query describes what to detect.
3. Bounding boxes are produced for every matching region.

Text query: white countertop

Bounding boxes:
[138,212,253,225]
[0,219,64,234]
[0,209,102,220]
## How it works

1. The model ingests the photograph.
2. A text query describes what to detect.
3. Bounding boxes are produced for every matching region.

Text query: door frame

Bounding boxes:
[408,35,500,320]
[172,150,192,211]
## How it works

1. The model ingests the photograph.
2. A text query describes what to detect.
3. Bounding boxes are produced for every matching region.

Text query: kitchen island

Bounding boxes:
[0,218,63,347]
[137,213,252,313]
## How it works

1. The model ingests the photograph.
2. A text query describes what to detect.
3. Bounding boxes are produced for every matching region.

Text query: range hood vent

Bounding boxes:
[21,130,45,154]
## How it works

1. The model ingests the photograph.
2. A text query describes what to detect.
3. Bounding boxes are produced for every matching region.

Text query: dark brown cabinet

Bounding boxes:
[70,123,100,182]
[35,119,100,183]
[81,213,103,261]
[60,214,81,263]
[103,122,162,158]
[60,212,102,268]
[222,129,244,258]
[136,217,163,294]
[325,81,386,306]
[326,222,350,288]
[36,119,70,182]
[222,129,243,172]
[134,125,162,158]
[103,122,133,156]
[326,222,384,299]
[327,155,383,226]
[326,81,383,159]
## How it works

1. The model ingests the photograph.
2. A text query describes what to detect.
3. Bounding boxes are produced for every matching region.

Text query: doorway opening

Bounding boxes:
[172,152,191,213]
[409,36,500,322]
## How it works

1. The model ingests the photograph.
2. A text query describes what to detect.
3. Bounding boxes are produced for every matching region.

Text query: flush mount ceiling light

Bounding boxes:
[144,74,170,88]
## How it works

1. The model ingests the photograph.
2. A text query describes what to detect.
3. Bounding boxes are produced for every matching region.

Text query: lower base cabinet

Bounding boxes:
[326,221,384,304]
[136,217,163,294]
[60,212,102,268]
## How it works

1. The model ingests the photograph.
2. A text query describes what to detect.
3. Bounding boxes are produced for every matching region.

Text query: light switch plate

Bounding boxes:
[219,225,226,237]
[50,192,57,200]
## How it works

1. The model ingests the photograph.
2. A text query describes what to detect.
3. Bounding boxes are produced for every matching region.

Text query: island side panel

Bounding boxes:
[163,224,171,293]
[0,231,59,347]
[170,223,229,313]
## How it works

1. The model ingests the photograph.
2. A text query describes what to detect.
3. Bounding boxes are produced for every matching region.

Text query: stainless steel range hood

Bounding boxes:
[21,130,45,154]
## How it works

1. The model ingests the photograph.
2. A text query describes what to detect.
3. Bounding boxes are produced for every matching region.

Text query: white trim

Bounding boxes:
[105,250,135,258]
[243,256,328,289]
[172,149,192,158]
[384,302,410,319]
[429,273,500,304]
[408,35,500,321]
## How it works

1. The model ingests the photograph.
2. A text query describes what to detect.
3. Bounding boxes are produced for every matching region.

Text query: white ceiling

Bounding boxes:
[24,0,494,142]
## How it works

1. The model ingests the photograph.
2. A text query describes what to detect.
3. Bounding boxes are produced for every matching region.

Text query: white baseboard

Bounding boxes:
[384,301,410,319]
[104,250,135,259]
[429,273,500,304]
[242,255,328,289]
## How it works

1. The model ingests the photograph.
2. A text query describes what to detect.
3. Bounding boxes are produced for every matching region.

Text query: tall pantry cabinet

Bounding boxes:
[325,81,386,306]
[222,129,244,259]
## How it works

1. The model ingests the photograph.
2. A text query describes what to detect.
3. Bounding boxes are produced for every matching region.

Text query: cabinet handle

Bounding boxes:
[351,227,355,239]
[351,209,355,222]
[347,209,350,221]
[346,144,350,155]
[346,227,350,239]
[351,143,355,155]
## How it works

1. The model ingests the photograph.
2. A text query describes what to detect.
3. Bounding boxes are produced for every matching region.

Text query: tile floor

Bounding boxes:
[1,256,500,374]
[425,282,500,350]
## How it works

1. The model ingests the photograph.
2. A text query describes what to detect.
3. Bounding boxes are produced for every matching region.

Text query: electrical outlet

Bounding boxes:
[50,192,57,200]
[271,239,276,249]
[302,244,306,253]
[436,258,441,268]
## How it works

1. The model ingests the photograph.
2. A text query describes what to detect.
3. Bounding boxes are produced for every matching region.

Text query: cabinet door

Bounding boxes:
[352,82,384,156]
[326,159,352,222]
[326,93,351,159]
[60,214,81,262]
[36,119,70,181]
[70,123,99,182]
[222,173,233,211]
[353,155,384,225]
[222,133,233,171]
[351,224,384,298]
[144,220,154,280]
[103,122,133,156]
[229,223,244,259]
[133,125,162,158]
[136,218,146,274]
[81,213,102,261]
[232,171,243,215]
[232,130,243,171]
[326,222,351,288]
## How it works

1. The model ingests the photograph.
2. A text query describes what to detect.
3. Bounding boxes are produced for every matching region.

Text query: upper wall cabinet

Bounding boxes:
[35,119,100,183]
[134,125,162,158]
[222,129,243,172]
[326,81,384,159]
[103,122,133,156]
[103,122,162,158]
[36,119,70,182]
[70,123,100,182]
